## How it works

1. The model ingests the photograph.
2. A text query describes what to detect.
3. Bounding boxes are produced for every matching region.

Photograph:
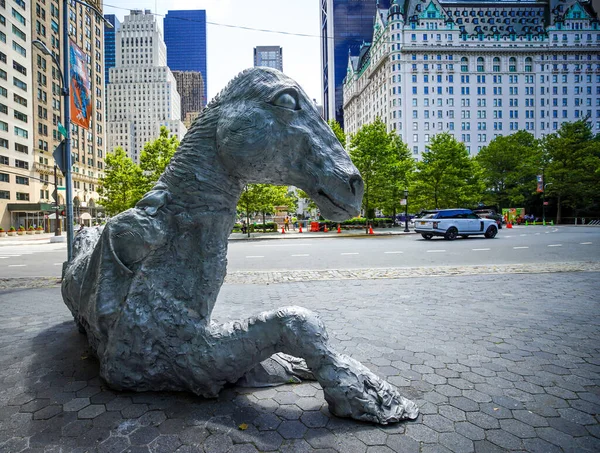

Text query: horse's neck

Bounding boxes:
[159,136,243,233]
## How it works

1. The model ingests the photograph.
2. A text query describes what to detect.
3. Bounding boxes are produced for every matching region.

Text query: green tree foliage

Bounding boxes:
[237,184,295,232]
[476,131,542,209]
[138,126,180,193]
[349,118,392,220]
[543,120,600,223]
[378,134,416,218]
[411,132,484,209]
[328,119,346,149]
[98,128,179,216]
[98,147,144,216]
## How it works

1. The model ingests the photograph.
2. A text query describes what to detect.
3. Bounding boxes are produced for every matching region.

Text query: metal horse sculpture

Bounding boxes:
[62,68,418,424]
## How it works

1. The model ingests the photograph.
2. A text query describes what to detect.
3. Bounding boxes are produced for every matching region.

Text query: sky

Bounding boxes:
[103,0,322,104]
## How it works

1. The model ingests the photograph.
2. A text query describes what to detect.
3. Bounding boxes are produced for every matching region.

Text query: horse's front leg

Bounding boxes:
[207,306,418,424]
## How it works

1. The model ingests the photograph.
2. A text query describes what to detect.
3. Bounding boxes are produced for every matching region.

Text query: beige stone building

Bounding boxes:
[0,0,106,231]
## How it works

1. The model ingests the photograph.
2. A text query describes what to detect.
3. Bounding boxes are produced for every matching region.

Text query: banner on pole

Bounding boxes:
[536,175,544,193]
[69,39,91,129]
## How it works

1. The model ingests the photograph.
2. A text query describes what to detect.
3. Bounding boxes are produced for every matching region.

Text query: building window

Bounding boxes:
[461,57,468,72]
[16,192,29,201]
[16,176,28,185]
[477,57,484,72]
[509,57,517,72]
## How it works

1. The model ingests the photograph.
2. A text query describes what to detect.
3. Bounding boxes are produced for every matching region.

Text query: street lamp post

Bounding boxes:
[542,182,553,225]
[34,0,112,262]
[403,189,410,233]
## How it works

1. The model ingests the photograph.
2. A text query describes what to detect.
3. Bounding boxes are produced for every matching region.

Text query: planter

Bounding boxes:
[35,230,43,234]
[7,231,16,236]
[17,231,25,235]
[26,230,35,235]
[0,232,6,237]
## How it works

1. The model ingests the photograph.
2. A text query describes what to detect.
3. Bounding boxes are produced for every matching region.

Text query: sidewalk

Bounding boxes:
[0,271,598,452]
[0,227,417,246]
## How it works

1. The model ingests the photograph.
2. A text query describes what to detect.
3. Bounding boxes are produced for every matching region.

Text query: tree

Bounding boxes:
[138,126,180,193]
[378,134,416,220]
[411,133,484,210]
[98,147,144,216]
[237,184,296,232]
[476,131,542,210]
[543,120,600,223]
[328,119,346,149]
[349,118,391,222]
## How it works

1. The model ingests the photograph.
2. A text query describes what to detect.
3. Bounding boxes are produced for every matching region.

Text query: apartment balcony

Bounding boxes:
[34,162,55,175]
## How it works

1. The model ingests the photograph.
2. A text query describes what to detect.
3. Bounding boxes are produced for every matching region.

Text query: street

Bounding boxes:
[1,226,598,278]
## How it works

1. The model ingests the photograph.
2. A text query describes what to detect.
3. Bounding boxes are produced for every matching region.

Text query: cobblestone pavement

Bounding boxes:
[0,271,599,452]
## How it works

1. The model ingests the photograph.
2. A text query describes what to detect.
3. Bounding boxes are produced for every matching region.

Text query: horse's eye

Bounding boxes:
[272,92,298,110]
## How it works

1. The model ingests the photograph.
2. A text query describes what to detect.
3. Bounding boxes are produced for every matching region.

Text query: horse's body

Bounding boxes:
[62,68,418,424]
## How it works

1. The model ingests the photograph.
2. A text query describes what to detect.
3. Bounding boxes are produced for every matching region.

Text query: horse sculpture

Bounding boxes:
[62,68,418,424]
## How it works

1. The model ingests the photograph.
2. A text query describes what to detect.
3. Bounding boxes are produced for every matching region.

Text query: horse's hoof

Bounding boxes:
[320,355,419,425]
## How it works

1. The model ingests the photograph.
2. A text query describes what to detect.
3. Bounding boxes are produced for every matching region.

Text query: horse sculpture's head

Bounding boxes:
[210,67,364,221]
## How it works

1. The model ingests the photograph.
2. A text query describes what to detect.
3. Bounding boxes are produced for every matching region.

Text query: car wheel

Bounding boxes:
[445,227,458,241]
[421,233,433,240]
[485,225,498,239]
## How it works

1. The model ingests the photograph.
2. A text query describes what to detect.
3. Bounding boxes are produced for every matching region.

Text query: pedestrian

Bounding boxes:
[241,220,247,234]
[284,216,290,231]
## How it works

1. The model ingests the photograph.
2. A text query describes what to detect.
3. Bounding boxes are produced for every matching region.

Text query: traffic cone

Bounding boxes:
[551,220,554,226]
[337,224,341,234]
[324,224,328,232]
[543,220,546,226]
[299,224,303,233]
[369,224,375,235]
[281,226,285,234]
[507,223,513,229]
[525,220,528,226]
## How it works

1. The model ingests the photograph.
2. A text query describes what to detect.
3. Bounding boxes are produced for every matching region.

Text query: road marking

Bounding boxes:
[0,257,9,259]
[520,234,527,237]
[513,246,529,249]
[54,263,63,266]
[256,243,312,247]
[245,256,264,258]
[291,254,309,257]
[341,252,359,255]
[8,264,26,267]
[0,254,21,257]
[384,251,403,254]
[504,235,513,238]
[548,244,562,247]
[472,248,491,251]
[427,250,446,253]
[535,233,540,235]
[580,242,592,245]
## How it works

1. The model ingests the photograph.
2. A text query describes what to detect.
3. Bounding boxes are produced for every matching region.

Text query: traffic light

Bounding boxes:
[60,210,66,216]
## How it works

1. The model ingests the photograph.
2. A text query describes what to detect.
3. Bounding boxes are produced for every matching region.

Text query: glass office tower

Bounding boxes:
[104,14,121,86]
[164,10,208,107]
[321,0,390,126]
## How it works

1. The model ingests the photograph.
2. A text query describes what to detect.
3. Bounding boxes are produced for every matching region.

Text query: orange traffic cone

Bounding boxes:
[507,223,513,229]
[337,224,341,234]
[299,224,303,233]
[281,225,285,234]
[369,224,375,235]
[324,224,328,232]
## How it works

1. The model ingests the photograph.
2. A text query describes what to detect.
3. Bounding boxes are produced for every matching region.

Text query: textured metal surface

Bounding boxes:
[61,67,417,424]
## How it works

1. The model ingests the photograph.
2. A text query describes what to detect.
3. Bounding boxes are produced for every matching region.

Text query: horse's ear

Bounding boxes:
[136,189,170,216]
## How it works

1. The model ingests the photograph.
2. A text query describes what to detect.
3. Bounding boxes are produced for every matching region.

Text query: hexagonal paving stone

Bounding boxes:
[254,413,281,431]
[485,428,523,450]
[130,426,161,445]
[386,433,420,453]
[78,404,106,419]
[499,419,537,438]
[273,392,298,405]
[122,404,149,419]
[423,414,455,433]
[276,420,307,439]
[148,434,183,453]
[354,427,388,446]
[97,435,130,453]
[275,404,303,421]
[299,410,328,428]
[178,426,209,445]
[438,432,474,453]
[405,424,438,443]
[64,397,91,412]
[33,404,62,420]
[439,405,466,422]
[454,421,485,441]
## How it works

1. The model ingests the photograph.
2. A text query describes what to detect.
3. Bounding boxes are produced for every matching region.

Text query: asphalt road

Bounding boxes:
[0,226,598,278]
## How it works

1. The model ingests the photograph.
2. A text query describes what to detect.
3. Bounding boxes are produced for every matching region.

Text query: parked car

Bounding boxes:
[473,209,503,229]
[414,208,499,240]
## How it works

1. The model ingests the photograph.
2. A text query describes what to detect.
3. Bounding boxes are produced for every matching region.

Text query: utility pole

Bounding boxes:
[53,165,61,236]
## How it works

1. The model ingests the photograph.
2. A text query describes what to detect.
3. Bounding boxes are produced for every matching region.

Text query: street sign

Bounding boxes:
[58,122,67,138]
[53,140,67,176]
[57,186,66,191]
[51,189,58,203]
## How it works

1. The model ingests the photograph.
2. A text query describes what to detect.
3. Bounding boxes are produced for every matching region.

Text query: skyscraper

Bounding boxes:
[254,46,283,72]
[104,14,121,86]
[172,71,205,127]
[164,10,208,107]
[320,0,390,126]
[106,10,187,163]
